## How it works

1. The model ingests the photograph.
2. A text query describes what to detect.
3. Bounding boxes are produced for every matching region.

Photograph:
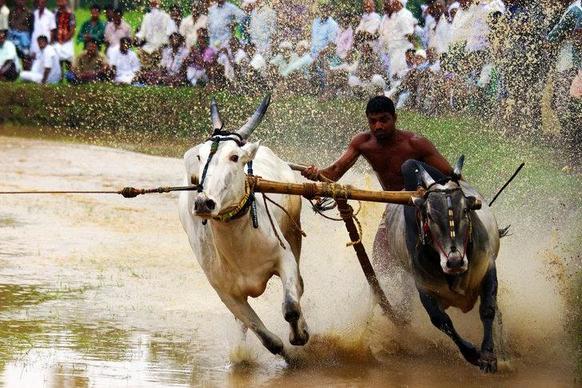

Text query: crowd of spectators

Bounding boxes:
[0,0,580,161]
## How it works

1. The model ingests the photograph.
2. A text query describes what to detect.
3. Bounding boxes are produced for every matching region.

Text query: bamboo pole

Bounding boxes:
[285,163,409,326]
[249,176,422,205]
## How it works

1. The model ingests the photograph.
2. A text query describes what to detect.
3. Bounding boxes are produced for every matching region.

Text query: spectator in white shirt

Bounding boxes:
[0,29,20,81]
[20,35,61,84]
[207,0,244,48]
[135,0,176,70]
[104,8,132,62]
[30,0,55,55]
[180,0,208,49]
[110,37,140,84]
[0,0,9,31]
[355,0,381,50]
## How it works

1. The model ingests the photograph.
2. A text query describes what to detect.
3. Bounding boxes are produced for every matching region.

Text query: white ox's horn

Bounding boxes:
[453,154,465,178]
[210,98,223,133]
[416,162,436,188]
[236,94,271,140]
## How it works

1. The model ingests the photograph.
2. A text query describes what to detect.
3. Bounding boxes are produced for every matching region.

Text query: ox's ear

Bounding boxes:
[240,141,261,164]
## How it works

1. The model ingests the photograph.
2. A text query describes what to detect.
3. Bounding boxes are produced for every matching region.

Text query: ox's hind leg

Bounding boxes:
[418,290,480,366]
[219,294,284,355]
[279,252,309,346]
[478,266,498,373]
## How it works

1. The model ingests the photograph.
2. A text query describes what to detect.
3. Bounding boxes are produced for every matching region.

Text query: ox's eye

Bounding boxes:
[196,155,201,161]
[230,155,239,163]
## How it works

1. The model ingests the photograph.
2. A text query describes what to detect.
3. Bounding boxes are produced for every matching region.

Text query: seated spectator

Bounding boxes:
[30,0,55,56]
[8,0,33,56]
[77,4,105,48]
[65,38,108,84]
[110,37,140,84]
[281,40,313,78]
[135,0,176,71]
[138,32,189,86]
[20,35,61,84]
[346,41,386,96]
[185,28,217,86]
[0,29,20,81]
[53,0,76,70]
[104,8,132,62]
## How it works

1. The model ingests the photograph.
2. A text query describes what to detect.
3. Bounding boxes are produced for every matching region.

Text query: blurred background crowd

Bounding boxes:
[0,0,580,164]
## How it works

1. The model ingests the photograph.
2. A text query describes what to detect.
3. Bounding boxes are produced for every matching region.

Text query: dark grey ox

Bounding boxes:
[375,157,501,373]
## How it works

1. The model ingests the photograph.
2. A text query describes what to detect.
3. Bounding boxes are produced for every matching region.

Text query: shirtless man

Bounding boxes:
[301,95,452,190]
[302,96,453,299]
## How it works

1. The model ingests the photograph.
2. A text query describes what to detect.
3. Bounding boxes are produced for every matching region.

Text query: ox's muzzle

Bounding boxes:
[442,247,468,275]
[194,193,216,217]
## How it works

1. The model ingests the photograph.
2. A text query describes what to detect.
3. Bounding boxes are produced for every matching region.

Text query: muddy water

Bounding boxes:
[0,136,577,387]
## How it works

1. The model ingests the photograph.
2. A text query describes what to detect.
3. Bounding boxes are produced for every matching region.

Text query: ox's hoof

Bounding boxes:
[262,335,284,355]
[283,300,301,323]
[289,326,310,346]
[478,351,497,373]
[460,341,480,366]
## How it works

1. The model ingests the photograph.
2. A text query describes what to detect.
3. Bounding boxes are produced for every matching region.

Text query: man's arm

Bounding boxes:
[411,135,453,175]
[302,133,365,182]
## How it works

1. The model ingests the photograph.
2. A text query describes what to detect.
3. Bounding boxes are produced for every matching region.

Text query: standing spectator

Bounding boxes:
[110,36,140,84]
[104,4,114,23]
[310,1,339,58]
[378,0,418,81]
[0,29,20,81]
[104,8,131,61]
[427,0,453,55]
[355,0,382,49]
[249,0,277,57]
[53,0,76,70]
[20,35,61,84]
[169,4,183,31]
[180,0,208,49]
[158,32,189,86]
[207,0,244,48]
[135,0,176,71]
[0,0,8,31]
[548,0,581,168]
[30,0,55,55]
[77,4,105,48]
[65,37,108,84]
[8,0,33,56]
[335,12,354,60]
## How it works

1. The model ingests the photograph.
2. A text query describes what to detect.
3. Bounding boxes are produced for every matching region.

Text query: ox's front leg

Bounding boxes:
[279,252,309,346]
[219,294,284,355]
[478,266,498,373]
[418,290,480,366]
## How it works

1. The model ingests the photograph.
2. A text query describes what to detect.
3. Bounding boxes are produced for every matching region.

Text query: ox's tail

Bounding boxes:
[498,225,511,238]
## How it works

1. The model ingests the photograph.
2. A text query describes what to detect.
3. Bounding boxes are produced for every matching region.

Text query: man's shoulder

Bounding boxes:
[350,131,372,147]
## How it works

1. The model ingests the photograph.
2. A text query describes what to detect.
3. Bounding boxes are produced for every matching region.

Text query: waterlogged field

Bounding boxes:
[0,98,580,386]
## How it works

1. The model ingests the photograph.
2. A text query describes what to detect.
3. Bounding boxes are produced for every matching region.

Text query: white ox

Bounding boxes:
[178,95,309,356]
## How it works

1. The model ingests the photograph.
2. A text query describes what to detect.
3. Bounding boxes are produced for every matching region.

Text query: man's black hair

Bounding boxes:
[114,7,124,15]
[37,35,48,42]
[366,95,396,117]
[0,29,8,37]
[105,4,114,10]
[90,3,100,10]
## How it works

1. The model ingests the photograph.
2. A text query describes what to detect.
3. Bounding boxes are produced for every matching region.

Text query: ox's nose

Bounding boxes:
[446,257,464,269]
[194,198,216,214]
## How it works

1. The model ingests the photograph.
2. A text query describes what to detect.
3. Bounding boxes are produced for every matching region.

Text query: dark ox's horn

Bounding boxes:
[236,94,271,140]
[415,162,436,188]
[210,97,223,133]
[453,154,465,180]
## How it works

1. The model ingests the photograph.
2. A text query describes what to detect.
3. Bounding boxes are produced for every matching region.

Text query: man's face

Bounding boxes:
[217,0,226,6]
[363,0,375,13]
[150,0,159,9]
[170,35,181,48]
[86,41,97,55]
[459,0,472,9]
[38,0,47,9]
[38,38,48,50]
[56,0,67,10]
[367,112,396,140]
[91,8,100,19]
[120,40,129,52]
[0,32,6,46]
[114,13,122,25]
